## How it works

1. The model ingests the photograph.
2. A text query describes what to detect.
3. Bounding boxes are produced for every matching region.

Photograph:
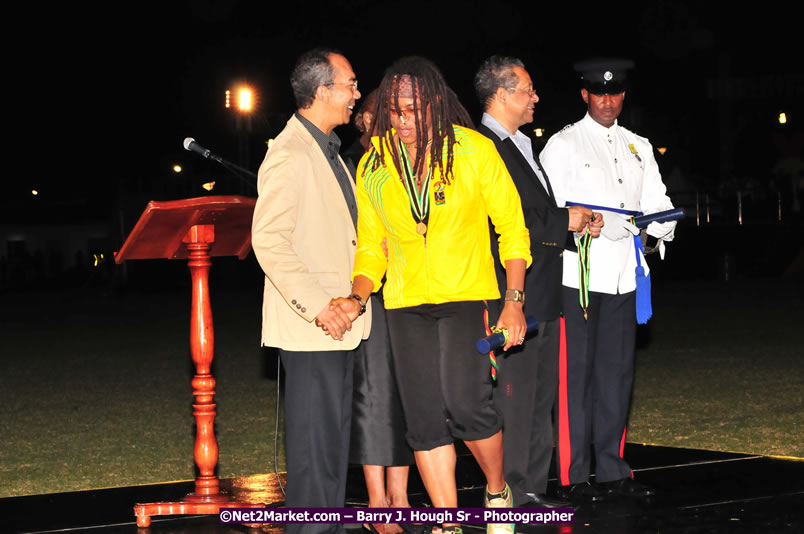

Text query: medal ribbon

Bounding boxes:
[566,202,642,321]
[398,139,431,234]
[482,303,499,381]
[577,232,593,320]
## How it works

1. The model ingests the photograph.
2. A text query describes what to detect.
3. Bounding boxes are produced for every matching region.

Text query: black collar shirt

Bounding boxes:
[295,112,358,229]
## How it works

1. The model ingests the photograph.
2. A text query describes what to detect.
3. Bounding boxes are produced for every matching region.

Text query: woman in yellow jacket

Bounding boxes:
[333,57,531,534]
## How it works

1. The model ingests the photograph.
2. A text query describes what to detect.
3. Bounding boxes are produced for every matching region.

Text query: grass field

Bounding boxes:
[1,263,802,498]
[628,277,803,457]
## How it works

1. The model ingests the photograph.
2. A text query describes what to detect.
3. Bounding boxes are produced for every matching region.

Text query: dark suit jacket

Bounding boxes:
[479,123,573,321]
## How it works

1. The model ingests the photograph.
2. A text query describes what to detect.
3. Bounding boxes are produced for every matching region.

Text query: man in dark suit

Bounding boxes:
[473,56,602,508]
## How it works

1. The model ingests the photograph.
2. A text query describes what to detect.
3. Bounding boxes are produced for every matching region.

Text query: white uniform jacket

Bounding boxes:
[540,113,676,295]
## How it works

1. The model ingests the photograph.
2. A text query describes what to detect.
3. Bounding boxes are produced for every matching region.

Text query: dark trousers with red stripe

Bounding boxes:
[556,287,636,485]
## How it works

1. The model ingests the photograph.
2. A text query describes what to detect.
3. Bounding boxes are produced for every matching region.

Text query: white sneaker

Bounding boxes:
[484,483,515,534]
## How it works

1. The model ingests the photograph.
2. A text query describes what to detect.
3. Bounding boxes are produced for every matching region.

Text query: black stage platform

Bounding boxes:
[4,444,803,533]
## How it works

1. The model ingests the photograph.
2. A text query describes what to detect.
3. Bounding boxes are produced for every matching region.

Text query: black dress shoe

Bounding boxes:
[598,477,656,497]
[523,493,575,509]
[555,482,607,503]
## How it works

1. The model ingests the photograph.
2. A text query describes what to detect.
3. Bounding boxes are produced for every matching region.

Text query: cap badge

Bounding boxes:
[604,71,613,81]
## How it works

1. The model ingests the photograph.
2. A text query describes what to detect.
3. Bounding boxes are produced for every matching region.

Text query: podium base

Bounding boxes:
[134,494,264,527]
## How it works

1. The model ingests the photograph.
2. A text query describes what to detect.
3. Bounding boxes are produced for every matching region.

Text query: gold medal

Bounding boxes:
[416,222,427,235]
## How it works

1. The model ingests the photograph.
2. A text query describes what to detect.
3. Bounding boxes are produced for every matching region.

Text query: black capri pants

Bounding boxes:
[385,300,503,451]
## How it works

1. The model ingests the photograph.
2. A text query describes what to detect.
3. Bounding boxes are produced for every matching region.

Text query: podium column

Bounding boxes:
[184,224,226,501]
[134,223,262,527]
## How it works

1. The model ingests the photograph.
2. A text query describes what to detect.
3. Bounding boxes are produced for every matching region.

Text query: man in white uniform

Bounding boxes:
[540,58,677,503]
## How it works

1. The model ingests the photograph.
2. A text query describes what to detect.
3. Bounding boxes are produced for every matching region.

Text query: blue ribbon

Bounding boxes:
[634,234,652,324]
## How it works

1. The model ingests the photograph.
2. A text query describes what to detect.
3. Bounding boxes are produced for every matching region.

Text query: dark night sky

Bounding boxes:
[9,1,802,222]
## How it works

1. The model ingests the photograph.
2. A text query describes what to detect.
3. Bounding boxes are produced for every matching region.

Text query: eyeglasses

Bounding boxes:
[513,87,538,97]
[327,80,359,90]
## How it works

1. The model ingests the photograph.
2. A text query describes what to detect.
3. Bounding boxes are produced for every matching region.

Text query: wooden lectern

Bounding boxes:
[115,195,264,527]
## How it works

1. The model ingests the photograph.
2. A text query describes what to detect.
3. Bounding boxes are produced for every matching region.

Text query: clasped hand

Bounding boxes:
[314,297,361,340]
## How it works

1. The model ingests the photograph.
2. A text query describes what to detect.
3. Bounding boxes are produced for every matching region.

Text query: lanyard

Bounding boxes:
[577,231,593,320]
[398,139,431,236]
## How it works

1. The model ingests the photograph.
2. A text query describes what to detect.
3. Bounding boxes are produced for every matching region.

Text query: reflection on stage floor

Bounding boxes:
[3,444,802,533]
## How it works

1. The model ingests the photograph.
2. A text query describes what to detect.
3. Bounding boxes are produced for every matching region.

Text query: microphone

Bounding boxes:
[183,137,221,162]
[180,136,258,185]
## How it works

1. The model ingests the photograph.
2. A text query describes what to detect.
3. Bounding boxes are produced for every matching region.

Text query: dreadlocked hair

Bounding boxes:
[365,56,474,185]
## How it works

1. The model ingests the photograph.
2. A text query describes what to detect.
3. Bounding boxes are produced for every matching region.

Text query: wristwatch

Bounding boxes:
[349,294,367,315]
[504,289,525,304]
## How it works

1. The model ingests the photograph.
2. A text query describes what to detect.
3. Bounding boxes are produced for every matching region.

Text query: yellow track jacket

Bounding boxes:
[353,125,531,309]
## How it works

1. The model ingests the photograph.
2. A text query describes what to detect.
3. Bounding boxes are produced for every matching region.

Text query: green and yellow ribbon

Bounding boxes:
[577,231,593,320]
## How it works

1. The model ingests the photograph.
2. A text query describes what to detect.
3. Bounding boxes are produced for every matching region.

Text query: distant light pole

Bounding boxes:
[237,88,253,114]
[227,85,256,192]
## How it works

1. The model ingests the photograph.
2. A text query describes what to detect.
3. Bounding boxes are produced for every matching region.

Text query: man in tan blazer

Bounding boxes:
[251,48,369,534]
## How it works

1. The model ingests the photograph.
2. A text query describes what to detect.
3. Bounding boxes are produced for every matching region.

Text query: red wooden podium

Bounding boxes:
[115,195,264,527]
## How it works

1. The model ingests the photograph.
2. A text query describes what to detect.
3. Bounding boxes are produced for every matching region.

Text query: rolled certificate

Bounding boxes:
[476,316,540,354]
[633,208,685,228]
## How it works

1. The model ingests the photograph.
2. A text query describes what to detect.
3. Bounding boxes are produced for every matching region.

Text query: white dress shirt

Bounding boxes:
[481,112,549,193]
